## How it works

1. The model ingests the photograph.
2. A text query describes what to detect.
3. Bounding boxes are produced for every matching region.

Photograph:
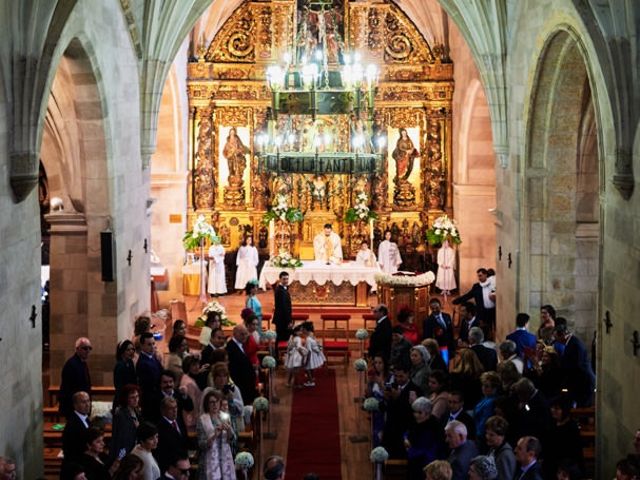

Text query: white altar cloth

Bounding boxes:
[259,260,381,290]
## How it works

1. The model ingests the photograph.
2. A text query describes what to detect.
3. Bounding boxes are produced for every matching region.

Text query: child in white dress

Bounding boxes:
[301,321,325,387]
[285,325,307,387]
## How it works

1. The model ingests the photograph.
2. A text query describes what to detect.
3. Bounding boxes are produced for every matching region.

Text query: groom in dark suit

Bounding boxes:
[273,271,293,350]
[368,304,392,361]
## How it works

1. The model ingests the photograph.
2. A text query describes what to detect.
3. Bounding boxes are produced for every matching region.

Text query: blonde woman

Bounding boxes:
[197,388,237,480]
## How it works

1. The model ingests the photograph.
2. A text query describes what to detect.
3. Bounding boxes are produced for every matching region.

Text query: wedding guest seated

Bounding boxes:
[449,348,484,410]
[163,334,188,384]
[445,421,478,480]
[513,436,543,480]
[423,338,448,373]
[427,370,450,421]
[404,397,446,480]
[409,345,431,392]
[498,340,523,374]
[382,364,424,458]
[390,326,413,371]
[397,306,419,345]
[444,391,475,441]
[424,460,453,480]
[484,416,516,480]
[468,455,498,480]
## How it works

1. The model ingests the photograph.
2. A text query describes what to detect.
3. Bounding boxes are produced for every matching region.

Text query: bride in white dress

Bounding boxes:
[235,236,259,290]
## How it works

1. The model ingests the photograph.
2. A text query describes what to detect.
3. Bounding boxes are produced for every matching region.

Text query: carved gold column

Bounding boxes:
[192,106,215,210]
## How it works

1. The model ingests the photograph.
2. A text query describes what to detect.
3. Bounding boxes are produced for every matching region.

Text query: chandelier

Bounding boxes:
[256,42,385,175]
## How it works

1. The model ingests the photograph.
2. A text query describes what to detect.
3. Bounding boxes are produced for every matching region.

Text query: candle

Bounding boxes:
[369,218,374,247]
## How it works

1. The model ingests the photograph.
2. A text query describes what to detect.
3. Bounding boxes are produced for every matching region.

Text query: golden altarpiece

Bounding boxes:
[186,0,453,267]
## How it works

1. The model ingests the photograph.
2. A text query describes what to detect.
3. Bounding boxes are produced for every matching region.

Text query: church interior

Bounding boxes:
[0,0,639,479]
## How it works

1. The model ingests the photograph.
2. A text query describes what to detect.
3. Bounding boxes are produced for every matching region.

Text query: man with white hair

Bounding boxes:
[498,339,523,374]
[226,324,257,403]
[59,336,93,415]
[445,420,478,480]
[469,327,497,372]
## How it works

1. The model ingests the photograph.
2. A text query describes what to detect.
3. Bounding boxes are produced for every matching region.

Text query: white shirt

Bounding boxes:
[74,411,89,428]
[232,337,245,353]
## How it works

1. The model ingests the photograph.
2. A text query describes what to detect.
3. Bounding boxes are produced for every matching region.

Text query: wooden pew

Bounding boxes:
[47,386,116,406]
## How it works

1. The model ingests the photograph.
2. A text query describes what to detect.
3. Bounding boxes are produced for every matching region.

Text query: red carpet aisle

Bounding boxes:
[285,368,342,480]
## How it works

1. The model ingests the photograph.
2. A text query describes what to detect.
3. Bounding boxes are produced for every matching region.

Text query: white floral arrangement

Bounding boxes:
[426,214,461,245]
[262,356,277,369]
[234,451,255,470]
[253,396,269,412]
[196,300,233,327]
[363,397,380,412]
[355,328,369,340]
[345,192,378,223]
[261,330,277,341]
[270,249,303,269]
[354,358,368,372]
[183,214,219,250]
[262,193,304,224]
[374,271,435,287]
[370,446,389,463]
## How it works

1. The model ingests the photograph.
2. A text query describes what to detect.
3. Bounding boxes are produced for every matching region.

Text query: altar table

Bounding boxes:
[259,260,380,306]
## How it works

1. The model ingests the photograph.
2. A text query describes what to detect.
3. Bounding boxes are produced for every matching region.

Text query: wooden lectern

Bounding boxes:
[377,278,431,339]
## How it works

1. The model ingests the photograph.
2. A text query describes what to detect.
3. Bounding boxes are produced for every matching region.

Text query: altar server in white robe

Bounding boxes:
[235,236,259,290]
[355,240,377,267]
[207,239,227,295]
[435,239,457,294]
[378,230,402,274]
[313,223,343,265]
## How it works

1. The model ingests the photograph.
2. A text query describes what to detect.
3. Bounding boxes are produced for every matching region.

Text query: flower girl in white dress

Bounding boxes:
[285,325,307,387]
[301,321,325,387]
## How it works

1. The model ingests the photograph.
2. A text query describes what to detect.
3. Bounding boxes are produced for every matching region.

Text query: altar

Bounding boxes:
[259,260,380,307]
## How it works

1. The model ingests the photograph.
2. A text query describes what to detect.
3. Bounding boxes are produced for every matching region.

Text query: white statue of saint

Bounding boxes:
[235,236,259,290]
[378,230,402,274]
[435,239,457,294]
[355,241,377,268]
[313,224,343,265]
[207,240,227,295]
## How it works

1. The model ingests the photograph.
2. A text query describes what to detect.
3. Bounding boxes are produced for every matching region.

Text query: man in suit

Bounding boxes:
[273,271,293,352]
[368,304,392,362]
[554,322,595,407]
[136,332,164,418]
[423,298,455,357]
[59,337,92,416]
[468,327,498,372]
[61,391,91,467]
[154,397,190,473]
[444,391,476,440]
[453,268,496,338]
[382,364,423,458]
[513,436,544,480]
[147,370,194,423]
[506,313,537,358]
[158,452,191,480]
[445,420,478,480]
[226,324,258,404]
[200,327,227,367]
[512,378,551,443]
[458,302,479,345]
[263,455,286,480]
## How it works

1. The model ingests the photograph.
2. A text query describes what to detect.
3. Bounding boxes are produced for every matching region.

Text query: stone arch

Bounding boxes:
[522,28,601,341]
[40,37,116,387]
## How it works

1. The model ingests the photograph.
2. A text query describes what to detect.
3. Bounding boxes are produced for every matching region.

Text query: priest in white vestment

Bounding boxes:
[355,241,377,267]
[207,240,227,295]
[378,230,402,274]
[313,224,343,265]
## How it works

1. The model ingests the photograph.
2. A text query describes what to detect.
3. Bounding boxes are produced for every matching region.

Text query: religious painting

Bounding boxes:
[218,126,251,207]
[387,127,421,208]
[296,0,345,63]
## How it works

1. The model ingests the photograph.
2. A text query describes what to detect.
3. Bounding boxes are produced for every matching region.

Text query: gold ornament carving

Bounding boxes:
[426,118,445,210]
[387,108,421,129]
[205,4,254,62]
[193,108,215,209]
